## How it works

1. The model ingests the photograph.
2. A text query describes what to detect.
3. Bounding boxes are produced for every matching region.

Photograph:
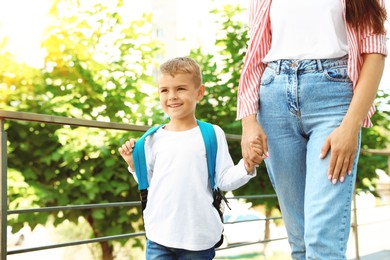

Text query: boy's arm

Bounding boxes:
[213,126,257,191]
[118,138,140,183]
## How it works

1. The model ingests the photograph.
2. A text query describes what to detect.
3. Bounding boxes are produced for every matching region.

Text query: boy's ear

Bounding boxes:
[197,85,205,101]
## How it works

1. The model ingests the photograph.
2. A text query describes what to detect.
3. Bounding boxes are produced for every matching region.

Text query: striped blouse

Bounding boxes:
[237,0,388,127]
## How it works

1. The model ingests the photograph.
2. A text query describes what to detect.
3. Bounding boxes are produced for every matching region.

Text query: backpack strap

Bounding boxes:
[197,120,218,191]
[197,120,230,248]
[132,124,163,190]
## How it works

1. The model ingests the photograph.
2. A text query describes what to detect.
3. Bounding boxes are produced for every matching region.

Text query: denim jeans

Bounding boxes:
[258,56,361,260]
[145,240,215,260]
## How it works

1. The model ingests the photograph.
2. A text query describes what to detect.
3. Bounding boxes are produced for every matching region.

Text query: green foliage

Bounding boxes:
[192,5,247,132]
[357,89,390,191]
[40,0,161,124]
[2,0,161,258]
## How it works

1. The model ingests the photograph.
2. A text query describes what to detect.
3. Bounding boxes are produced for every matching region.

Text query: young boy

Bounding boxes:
[119,57,261,259]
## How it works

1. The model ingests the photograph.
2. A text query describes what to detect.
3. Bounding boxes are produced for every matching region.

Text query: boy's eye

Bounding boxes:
[160,89,168,93]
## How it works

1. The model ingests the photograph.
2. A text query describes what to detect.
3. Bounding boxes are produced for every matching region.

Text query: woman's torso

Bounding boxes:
[263,0,348,62]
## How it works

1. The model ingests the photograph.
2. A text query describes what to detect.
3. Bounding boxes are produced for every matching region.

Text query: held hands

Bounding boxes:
[118,138,137,170]
[244,136,265,172]
[319,124,359,184]
[241,116,269,173]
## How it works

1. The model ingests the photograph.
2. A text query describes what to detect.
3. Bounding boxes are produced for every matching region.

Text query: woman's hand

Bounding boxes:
[320,124,359,184]
[118,138,136,170]
[241,115,268,169]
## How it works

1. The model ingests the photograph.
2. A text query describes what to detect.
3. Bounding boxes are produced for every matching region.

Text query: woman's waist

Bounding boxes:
[266,55,348,73]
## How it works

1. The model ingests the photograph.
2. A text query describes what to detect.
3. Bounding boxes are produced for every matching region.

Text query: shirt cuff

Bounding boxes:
[128,166,135,174]
[128,166,139,183]
[247,167,257,176]
[238,159,257,178]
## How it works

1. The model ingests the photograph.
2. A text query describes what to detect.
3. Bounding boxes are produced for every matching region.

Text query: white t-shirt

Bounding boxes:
[129,125,255,250]
[263,0,348,62]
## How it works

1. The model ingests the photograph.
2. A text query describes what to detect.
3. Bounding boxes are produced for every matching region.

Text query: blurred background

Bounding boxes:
[1,0,389,259]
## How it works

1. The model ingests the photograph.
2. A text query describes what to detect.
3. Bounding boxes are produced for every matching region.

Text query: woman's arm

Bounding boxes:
[320,53,385,184]
[238,0,272,168]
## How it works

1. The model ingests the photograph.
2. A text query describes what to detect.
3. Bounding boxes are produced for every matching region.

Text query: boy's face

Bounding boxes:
[158,73,205,121]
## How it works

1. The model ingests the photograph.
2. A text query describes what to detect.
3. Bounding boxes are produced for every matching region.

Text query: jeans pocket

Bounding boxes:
[260,67,276,86]
[323,66,351,82]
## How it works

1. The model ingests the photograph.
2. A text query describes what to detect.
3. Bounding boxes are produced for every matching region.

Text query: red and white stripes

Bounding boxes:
[237,0,388,128]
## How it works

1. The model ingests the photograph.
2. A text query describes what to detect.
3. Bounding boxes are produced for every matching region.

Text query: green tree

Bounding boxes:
[358,89,390,191]
[2,0,161,259]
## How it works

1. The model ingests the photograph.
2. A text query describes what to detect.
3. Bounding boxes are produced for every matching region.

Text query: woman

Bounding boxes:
[238,0,387,259]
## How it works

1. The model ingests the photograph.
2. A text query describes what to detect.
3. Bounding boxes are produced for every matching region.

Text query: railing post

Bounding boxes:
[388,155,390,176]
[0,119,7,260]
[352,190,360,260]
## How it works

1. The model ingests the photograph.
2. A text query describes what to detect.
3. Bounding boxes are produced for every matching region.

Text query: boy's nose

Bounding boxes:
[169,95,178,101]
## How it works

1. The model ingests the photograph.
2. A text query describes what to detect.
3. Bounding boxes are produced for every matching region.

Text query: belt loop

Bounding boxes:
[276,60,281,75]
[316,59,323,72]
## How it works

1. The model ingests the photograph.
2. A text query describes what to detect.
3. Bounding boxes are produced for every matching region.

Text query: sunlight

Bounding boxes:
[0,0,151,68]
[0,0,51,68]
[0,0,389,91]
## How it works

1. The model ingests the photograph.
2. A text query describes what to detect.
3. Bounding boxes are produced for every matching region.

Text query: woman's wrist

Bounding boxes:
[241,114,258,130]
[340,115,361,134]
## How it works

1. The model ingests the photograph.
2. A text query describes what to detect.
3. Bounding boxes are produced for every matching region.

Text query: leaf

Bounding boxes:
[92,209,105,220]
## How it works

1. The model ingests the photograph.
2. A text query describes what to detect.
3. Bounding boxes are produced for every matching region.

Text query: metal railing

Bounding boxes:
[1,110,389,259]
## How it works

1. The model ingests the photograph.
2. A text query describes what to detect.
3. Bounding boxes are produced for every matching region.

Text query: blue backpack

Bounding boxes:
[132,120,228,247]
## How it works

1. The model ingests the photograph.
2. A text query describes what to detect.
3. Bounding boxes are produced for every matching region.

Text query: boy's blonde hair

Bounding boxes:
[159,57,202,86]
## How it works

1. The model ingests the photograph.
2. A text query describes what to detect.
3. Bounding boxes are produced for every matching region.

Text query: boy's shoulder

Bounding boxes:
[211,124,226,136]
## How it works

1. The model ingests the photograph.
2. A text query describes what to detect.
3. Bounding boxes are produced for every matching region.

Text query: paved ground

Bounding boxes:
[215,203,390,260]
[346,203,390,260]
[360,251,390,260]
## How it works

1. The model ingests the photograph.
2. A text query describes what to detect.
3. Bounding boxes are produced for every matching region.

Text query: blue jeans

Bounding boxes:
[258,56,361,260]
[145,240,215,260]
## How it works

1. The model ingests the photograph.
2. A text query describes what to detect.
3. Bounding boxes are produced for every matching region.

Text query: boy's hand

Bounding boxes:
[118,138,136,170]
